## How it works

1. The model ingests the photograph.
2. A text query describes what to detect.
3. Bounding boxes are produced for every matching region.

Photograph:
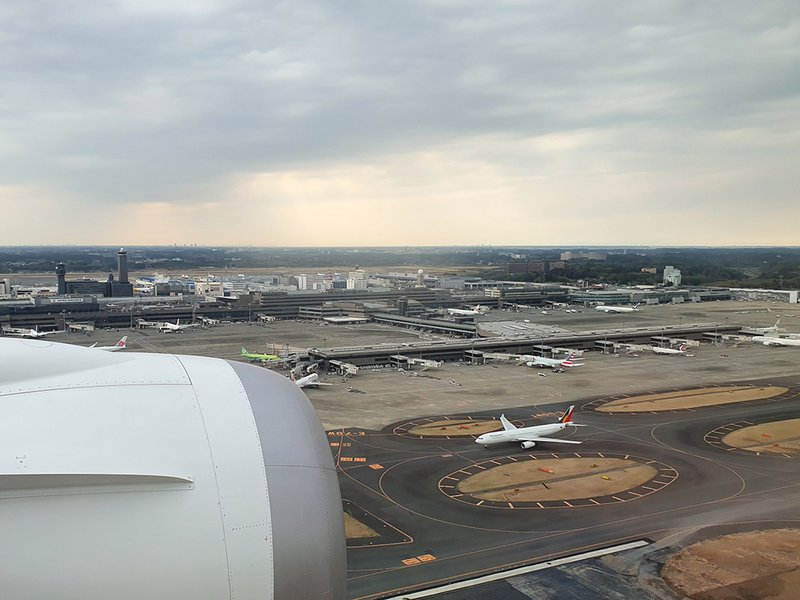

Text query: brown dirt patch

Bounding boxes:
[344,513,379,539]
[662,529,800,600]
[722,419,800,455]
[456,458,656,502]
[696,569,800,600]
[597,386,788,413]
[409,419,501,437]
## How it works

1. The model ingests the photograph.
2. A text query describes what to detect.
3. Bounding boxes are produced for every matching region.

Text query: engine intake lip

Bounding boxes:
[229,361,346,600]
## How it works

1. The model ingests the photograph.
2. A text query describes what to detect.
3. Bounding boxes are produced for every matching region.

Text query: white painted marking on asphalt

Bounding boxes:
[383,540,650,599]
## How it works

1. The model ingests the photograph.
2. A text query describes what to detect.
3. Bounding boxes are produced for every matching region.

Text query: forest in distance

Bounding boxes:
[1,246,799,290]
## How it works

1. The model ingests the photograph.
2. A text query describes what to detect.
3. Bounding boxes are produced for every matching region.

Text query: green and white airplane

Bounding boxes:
[240,347,282,363]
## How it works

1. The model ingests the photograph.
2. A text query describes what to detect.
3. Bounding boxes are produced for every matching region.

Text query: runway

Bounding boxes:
[338,375,800,599]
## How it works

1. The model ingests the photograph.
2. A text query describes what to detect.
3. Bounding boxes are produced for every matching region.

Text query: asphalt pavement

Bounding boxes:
[339,377,800,599]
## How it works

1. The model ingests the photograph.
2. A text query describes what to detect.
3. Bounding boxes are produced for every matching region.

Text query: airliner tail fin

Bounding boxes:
[559,405,576,424]
[499,414,516,431]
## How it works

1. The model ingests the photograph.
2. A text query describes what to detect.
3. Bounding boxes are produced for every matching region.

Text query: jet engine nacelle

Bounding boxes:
[520,441,537,449]
[0,339,345,600]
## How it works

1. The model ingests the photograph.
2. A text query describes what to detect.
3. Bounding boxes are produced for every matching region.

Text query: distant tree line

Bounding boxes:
[504,248,800,289]
[2,246,799,290]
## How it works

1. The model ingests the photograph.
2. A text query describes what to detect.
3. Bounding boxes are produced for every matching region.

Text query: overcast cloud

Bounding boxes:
[1,0,798,245]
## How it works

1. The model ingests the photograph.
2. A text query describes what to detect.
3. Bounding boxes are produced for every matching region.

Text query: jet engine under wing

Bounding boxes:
[516,436,582,444]
[0,338,345,600]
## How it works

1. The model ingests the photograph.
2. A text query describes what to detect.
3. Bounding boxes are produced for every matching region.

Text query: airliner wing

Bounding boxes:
[516,436,582,444]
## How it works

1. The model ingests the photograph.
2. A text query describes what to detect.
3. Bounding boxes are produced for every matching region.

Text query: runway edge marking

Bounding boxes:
[382,540,650,599]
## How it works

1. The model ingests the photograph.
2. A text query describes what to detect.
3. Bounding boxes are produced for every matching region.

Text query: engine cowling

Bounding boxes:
[0,339,345,600]
[520,441,536,449]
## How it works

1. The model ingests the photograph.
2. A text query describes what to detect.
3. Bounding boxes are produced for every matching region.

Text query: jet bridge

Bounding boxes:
[329,359,359,376]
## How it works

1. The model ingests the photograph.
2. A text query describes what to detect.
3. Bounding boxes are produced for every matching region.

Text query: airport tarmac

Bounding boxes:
[476,300,800,334]
[51,300,800,432]
[337,382,800,599]
[42,299,800,599]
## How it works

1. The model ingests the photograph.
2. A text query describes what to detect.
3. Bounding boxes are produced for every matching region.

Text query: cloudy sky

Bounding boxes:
[1,0,798,246]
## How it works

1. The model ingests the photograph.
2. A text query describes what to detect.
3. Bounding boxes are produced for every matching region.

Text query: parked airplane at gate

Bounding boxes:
[446,305,489,316]
[90,336,127,352]
[595,303,640,313]
[476,406,584,449]
[742,319,784,335]
[522,352,583,370]
[292,372,333,388]
[1,326,64,339]
[241,347,282,362]
[651,343,687,355]
[751,335,800,347]
[157,319,196,333]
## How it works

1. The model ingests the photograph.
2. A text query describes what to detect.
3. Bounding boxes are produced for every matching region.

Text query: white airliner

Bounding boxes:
[651,343,687,355]
[446,304,489,316]
[476,406,584,449]
[742,319,783,335]
[522,352,583,370]
[293,372,333,388]
[594,303,641,313]
[751,335,800,347]
[1,326,32,337]
[3,327,65,339]
[0,338,345,600]
[90,336,128,352]
[157,319,196,333]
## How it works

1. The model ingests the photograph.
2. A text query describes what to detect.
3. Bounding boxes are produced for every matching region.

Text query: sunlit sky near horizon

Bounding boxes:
[1,1,798,246]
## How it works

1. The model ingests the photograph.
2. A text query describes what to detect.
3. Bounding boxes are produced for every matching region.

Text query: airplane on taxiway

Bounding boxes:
[476,406,584,449]
[594,303,640,313]
[90,336,128,352]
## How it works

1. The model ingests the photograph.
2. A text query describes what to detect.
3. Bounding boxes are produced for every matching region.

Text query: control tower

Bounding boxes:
[117,248,129,284]
[55,263,66,295]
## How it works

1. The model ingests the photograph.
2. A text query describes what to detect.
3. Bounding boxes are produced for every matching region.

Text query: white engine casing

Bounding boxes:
[0,339,345,600]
